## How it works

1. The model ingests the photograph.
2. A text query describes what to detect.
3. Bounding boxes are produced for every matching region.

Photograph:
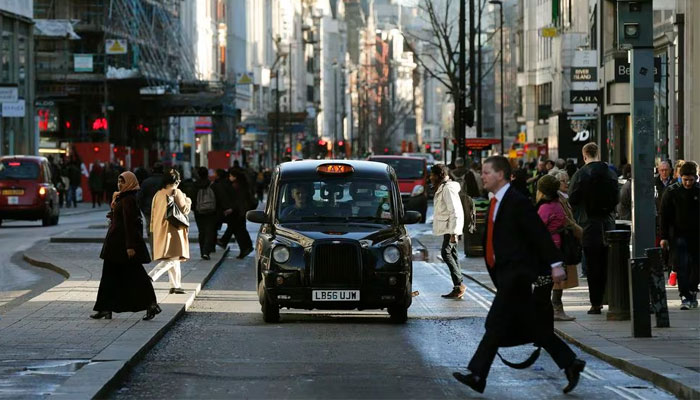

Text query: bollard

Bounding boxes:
[646,247,670,328]
[606,230,632,320]
[629,257,652,337]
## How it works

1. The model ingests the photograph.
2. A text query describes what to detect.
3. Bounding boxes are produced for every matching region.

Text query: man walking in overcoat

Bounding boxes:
[453,156,586,394]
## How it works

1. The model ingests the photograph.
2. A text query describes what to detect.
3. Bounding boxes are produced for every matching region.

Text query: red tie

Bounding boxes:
[485,197,497,268]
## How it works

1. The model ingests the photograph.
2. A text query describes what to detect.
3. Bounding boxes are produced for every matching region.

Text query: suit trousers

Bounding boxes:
[468,283,576,379]
[195,212,217,256]
[220,215,253,252]
[583,245,608,307]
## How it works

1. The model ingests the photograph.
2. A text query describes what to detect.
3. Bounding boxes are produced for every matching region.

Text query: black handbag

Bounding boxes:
[166,194,190,228]
[558,226,582,265]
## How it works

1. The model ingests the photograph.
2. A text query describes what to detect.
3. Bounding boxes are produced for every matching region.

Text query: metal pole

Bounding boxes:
[499,5,504,154]
[457,0,465,162]
[477,4,482,140]
[275,72,280,164]
[334,65,338,158]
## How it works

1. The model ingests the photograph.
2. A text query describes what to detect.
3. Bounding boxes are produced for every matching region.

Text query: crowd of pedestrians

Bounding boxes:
[86,160,266,321]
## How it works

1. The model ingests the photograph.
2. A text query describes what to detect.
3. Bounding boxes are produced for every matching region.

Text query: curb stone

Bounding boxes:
[21,245,231,400]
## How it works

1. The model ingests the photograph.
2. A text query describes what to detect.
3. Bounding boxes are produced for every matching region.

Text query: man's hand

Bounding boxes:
[126,248,136,258]
[450,234,458,243]
[660,239,669,250]
[551,265,566,283]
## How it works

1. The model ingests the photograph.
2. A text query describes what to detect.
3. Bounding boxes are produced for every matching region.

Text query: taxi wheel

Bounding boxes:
[388,306,408,324]
[41,213,51,227]
[259,281,280,323]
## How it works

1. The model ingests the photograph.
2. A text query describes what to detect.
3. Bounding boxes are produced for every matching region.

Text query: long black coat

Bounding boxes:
[483,186,561,342]
[100,190,151,264]
[95,190,155,313]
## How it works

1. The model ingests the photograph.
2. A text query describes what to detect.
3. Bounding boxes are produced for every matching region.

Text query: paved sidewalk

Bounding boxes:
[415,233,700,399]
[0,224,246,399]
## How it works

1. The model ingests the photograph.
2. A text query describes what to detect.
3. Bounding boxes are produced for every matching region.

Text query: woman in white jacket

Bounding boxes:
[430,164,466,298]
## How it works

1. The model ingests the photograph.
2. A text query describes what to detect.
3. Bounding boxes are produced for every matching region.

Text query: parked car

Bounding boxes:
[246,160,421,323]
[0,156,60,226]
[368,155,428,222]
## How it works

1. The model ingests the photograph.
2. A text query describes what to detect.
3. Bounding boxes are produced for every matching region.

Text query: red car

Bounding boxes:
[0,156,60,226]
[368,156,428,223]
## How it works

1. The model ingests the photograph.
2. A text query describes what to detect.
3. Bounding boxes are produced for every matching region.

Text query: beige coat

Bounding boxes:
[150,187,192,261]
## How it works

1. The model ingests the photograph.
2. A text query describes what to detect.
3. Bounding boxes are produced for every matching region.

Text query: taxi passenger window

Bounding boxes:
[276,179,394,223]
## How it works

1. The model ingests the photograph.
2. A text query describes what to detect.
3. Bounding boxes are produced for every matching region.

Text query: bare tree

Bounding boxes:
[373,98,415,152]
[403,0,499,140]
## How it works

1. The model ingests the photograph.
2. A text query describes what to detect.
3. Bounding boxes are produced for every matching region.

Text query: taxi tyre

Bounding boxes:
[388,305,408,323]
[259,280,280,323]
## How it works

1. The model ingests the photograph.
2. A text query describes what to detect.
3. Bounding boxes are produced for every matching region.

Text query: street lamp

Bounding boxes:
[332,60,339,159]
[489,0,505,154]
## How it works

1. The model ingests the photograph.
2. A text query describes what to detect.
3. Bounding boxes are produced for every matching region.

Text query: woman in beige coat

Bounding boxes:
[149,168,192,294]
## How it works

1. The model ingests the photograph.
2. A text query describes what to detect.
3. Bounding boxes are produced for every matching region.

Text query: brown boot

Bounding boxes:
[442,284,466,299]
[553,304,576,321]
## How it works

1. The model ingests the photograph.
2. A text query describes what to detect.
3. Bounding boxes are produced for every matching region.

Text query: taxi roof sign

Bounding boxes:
[317,164,354,174]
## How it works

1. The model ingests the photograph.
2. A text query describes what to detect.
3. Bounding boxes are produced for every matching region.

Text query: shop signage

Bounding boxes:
[1,99,26,117]
[74,54,94,72]
[0,85,18,103]
[614,57,661,83]
[105,39,128,55]
[571,67,597,82]
[464,138,501,150]
[541,27,558,38]
[570,90,600,104]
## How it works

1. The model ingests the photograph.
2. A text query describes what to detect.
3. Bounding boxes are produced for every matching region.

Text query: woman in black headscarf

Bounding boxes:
[91,171,161,320]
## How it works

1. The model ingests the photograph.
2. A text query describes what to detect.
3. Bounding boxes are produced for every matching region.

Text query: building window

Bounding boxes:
[307,85,314,102]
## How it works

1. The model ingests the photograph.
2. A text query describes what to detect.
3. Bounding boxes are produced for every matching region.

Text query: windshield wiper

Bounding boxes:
[347,216,392,223]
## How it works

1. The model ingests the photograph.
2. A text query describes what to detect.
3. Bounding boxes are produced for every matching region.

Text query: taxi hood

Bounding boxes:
[275,223,399,247]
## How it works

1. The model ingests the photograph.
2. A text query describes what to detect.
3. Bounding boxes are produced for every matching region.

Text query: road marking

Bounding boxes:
[585,369,605,380]
[580,371,600,381]
[605,385,640,400]
[423,262,491,311]
[616,385,649,400]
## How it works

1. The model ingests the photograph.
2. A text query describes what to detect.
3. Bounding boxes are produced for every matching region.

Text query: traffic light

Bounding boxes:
[336,140,346,157]
[316,140,328,158]
[425,143,431,152]
[383,147,389,154]
[285,147,292,154]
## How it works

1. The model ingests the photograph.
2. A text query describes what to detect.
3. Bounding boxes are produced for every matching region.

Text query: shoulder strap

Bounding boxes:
[497,347,541,369]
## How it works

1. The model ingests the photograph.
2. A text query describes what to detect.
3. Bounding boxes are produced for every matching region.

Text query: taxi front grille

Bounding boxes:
[312,243,362,286]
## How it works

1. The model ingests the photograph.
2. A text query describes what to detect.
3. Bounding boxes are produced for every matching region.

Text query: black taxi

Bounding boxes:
[246,160,421,323]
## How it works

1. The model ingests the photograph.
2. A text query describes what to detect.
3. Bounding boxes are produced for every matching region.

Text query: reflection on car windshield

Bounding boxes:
[0,161,40,180]
[277,179,394,223]
[370,158,424,180]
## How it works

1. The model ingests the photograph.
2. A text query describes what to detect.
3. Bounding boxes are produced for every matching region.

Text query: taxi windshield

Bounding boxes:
[276,179,395,223]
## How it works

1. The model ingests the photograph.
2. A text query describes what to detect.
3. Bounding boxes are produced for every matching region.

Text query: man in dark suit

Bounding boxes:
[453,156,586,394]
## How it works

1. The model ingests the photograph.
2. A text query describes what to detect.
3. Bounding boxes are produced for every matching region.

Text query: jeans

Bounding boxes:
[673,237,699,301]
[67,185,78,207]
[441,234,462,287]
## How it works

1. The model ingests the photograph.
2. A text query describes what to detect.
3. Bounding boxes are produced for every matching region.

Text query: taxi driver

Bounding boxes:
[280,183,315,219]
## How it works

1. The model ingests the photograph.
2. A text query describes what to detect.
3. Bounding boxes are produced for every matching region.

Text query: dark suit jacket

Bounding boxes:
[483,186,562,339]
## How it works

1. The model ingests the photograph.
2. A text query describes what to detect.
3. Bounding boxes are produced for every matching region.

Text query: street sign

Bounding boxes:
[236,72,254,85]
[74,54,93,72]
[571,67,597,82]
[1,99,25,117]
[106,39,128,54]
[464,138,500,150]
[0,85,18,103]
[541,27,558,37]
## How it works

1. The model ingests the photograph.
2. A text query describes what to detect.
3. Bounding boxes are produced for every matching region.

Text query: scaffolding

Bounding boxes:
[105,0,196,90]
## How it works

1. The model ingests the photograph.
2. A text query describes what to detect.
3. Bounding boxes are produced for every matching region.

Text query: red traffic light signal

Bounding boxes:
[93,146,100,153]
[285,147,292,153]
[318,140,326,146]
[383,147,389,154]
[337,140,344,147]
[425,143,431,150]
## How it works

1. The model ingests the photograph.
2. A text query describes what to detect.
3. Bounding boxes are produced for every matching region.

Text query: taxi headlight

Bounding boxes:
[383,246,401,264]
[411,185,425,197]
[272,246,290,263]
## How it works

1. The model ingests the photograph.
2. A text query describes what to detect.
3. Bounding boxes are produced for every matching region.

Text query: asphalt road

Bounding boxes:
[107,222,674,399]
[0,205,107,313]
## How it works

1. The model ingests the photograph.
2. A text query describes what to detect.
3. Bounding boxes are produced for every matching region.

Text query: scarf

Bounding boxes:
[111,171,141,209]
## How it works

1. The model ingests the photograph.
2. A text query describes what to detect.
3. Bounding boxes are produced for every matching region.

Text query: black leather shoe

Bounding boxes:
[169,287,186,294]
[90,311,112,320]
[202,254,211,260]
[143,304,162,321]
[587,305,602,314]
[563,358,586,394]
[452,372,486,394]
[237,247,254,259]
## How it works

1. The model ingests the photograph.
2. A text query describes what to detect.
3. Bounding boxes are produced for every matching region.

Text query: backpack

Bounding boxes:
[196,184,217,214]
[585,169,619,217]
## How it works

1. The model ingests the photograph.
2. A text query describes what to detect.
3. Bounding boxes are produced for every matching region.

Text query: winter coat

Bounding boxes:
[537,199,567,249]
[100,190,151,264]
[137,173,164,218]
[568,161,618,247]
[432,180,465,236]
[150,187,192,261]
[617,179,632,221]
[89,165,104,191]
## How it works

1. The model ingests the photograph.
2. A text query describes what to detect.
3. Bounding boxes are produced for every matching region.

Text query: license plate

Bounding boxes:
[7,196,18,205]
[312,290,360,302]
[2,189,23,195]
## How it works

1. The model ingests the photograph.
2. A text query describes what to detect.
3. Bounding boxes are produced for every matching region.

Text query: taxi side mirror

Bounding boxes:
[401,211,421,225]
[246,210,270,224]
